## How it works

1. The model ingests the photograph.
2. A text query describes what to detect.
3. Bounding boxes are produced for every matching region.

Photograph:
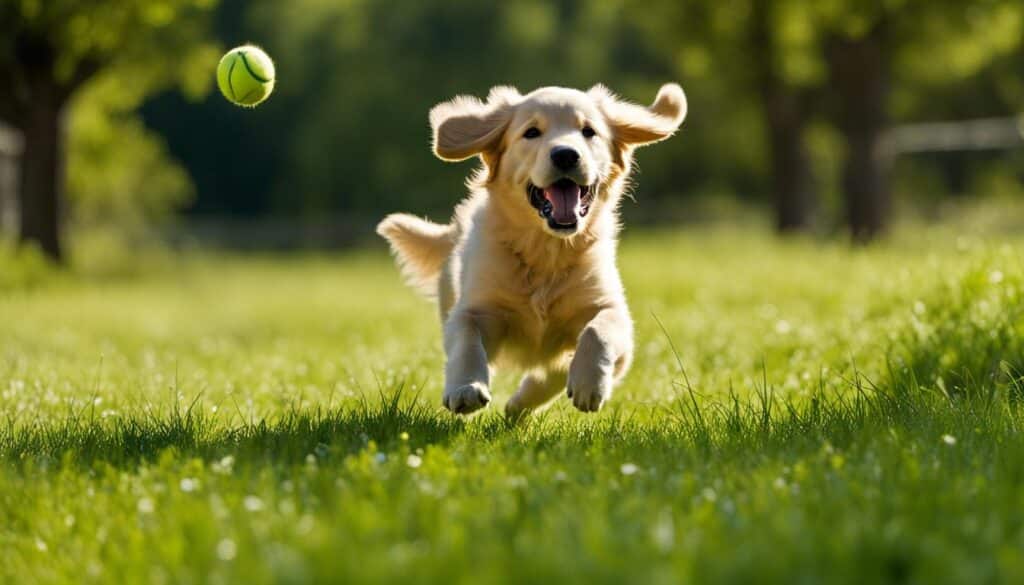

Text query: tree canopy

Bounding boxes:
[0,0,219,260]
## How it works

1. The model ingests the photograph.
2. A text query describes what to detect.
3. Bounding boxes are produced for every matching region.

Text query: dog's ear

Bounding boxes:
[430,86,520,162]
[590,83,687,147]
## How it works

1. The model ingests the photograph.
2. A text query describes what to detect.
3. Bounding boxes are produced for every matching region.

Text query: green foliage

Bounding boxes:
[0,0,220,259]
[68,79,196,233]
[3,225,1024,582]
[1,0,218,81]
[61,48,222,262]
[0,239,58,289]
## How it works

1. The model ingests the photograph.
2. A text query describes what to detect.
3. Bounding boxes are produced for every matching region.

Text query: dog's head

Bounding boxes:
[430,84,686,238]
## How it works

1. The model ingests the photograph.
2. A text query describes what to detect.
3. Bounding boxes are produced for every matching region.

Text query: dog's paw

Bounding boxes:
[503,402,527,424]
[504,397,537,423]
[443,382,492,415]
[566,360,613,413]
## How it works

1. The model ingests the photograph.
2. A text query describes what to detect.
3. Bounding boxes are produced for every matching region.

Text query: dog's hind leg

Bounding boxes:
[505,369,568,420]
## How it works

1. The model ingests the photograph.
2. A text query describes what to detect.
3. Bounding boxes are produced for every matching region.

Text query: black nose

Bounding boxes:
[550,146,580,170]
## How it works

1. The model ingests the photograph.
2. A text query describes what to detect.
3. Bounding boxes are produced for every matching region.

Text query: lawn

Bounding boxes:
[2,225,1024,584]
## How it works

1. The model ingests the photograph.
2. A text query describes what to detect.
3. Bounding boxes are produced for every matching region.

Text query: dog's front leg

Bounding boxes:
[567,306,634,412]
[442,309,502,414]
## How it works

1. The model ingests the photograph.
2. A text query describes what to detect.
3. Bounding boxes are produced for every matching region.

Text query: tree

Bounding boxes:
[628,0,823,234]
[750,0,818,233]
[826,23,890,242]
[819,1,1023,240]
[0,0,218,261]
[629,0,1024,241]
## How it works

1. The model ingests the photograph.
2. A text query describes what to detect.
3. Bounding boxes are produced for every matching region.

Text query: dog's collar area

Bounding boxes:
[527,179,594,232]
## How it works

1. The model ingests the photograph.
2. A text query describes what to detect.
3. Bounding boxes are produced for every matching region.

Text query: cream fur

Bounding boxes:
[378,83,686,417]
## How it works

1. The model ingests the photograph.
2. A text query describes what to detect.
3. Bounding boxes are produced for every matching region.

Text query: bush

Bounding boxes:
[0,240,58,290]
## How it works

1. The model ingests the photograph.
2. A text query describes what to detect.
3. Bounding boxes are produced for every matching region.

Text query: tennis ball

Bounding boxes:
[217,45,275,107]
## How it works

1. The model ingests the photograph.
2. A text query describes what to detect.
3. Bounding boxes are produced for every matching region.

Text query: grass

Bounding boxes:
[2,225,1024,583]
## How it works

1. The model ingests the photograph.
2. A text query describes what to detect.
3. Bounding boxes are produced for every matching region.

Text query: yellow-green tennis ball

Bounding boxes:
[217,45,275,107]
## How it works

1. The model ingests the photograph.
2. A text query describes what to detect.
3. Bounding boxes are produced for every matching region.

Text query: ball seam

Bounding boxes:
[238,51,271,83]
[226,56,238,101]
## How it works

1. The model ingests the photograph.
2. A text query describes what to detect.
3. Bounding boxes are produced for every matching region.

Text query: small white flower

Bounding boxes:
[620,463,639,476]
[297,514,315,535]
[35,537,47,552]
[179,478,199,493]
[137,498,155,514]
[553,470,568,482]
[653,510,675,552]
[942,434,957,446]
[243,496,264,512]
[212,455,235,475]
[989,271,1004,284]
[406,454,422,468]
[506,476,528,489]
[216,538,237,561]
[775,320,792,335]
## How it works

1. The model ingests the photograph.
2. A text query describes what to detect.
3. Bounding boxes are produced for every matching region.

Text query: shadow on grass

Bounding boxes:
[0,385,474,469]
[2,370,1021,473]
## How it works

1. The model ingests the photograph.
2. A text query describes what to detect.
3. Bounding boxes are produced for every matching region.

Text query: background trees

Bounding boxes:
[633,0,1024,240]
[2,0,1023,259]
[0,0,218,261]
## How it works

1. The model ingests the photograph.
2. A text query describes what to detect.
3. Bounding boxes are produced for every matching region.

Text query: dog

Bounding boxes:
[377,83,686,417]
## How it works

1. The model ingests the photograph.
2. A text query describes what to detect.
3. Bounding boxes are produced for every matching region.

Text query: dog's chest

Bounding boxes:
[498,262,595,362]
[526,274,562,323]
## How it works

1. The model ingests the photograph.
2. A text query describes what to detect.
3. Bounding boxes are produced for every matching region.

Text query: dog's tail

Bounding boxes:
[376,213,455,296]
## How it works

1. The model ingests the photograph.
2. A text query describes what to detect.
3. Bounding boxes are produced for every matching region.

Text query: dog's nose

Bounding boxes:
[550,146,580,171]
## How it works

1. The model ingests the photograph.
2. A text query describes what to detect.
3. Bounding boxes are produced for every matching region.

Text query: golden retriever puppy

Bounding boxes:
[377,83,686,417]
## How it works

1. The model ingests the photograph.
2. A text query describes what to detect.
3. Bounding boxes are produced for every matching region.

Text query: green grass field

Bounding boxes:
[3,226,1024,584]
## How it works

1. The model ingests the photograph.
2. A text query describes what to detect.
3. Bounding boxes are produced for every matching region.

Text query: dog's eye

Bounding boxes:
[523,127,541,139]
[582,126,596,139]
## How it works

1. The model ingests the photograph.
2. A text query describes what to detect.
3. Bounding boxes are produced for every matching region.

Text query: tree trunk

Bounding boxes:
[17,86,65,261]
[763,89,815,232]
[750,0,815,233]
[827,28,890,243]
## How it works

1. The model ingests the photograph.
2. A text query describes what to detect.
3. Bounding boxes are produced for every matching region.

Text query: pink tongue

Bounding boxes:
[543,183,582,225]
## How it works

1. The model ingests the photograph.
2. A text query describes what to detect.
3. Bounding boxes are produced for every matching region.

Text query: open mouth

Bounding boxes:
[527,178,595,233]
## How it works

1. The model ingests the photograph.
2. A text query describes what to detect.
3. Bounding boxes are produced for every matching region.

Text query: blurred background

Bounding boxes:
[2,0,1024,268]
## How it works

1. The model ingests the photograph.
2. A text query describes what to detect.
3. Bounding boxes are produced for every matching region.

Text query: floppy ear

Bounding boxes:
[590,83,687,147]
[429,86,519,162]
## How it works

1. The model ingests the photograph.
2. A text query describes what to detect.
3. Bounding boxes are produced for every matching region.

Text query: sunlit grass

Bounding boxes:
[2,226,1024,583]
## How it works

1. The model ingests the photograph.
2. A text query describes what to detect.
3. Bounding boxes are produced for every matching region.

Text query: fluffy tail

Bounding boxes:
[376,213,455,296]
